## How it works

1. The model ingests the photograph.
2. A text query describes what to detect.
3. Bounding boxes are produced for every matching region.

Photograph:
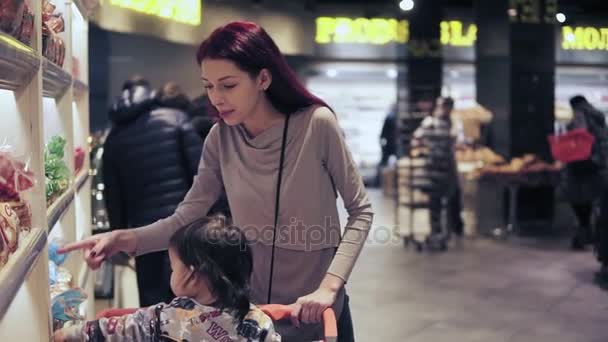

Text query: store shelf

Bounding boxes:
[75,170,89,193]
[73,0,100,18]
[42,58,72,98]
[0,32,40,91]
[47,187,75,230]
[78,262,90,289]
[73,79,89,100]
[0,228,47,320]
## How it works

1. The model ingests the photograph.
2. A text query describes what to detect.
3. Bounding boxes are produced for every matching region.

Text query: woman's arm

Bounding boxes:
[317,108,374,283]
[132,124,225,255]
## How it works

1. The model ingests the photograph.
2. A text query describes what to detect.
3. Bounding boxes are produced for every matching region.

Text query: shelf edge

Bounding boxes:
[0,228,48,321]
[47,188,75,230]
[75,171,89,193]
[42,58,72,99]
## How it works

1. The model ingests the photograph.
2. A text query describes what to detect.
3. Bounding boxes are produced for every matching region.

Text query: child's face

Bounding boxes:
[168,248,200,298]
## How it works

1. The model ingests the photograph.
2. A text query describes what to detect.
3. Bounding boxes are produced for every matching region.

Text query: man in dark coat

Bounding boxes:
[103,77,203,306]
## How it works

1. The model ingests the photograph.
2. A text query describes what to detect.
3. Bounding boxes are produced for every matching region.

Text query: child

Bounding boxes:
[53,216,281,341]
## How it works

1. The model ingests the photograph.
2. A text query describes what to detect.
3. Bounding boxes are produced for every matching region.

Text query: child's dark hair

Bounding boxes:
[169,216,252,321]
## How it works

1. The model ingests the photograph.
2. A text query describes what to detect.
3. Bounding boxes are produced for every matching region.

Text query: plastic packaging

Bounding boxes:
[0,143,36,233]
[0,201,20,253]
[0,0,25,37]
[15,0,33,45]
[48,239,68,266]
[51,288,87,327]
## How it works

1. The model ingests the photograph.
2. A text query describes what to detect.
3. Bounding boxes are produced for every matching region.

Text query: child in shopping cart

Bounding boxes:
[53,216,281,342]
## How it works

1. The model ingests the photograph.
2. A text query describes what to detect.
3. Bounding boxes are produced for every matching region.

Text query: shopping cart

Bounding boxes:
[96,304,337,342]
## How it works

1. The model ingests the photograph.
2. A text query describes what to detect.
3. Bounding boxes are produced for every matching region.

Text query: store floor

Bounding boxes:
[98,189,608,341]
[347,190,608,342]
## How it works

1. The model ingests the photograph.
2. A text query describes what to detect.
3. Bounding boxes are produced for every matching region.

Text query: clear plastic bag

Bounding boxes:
[51,287,87,327]
[0,0,25,37]
[0,142,35,233]
[48,239,68,266]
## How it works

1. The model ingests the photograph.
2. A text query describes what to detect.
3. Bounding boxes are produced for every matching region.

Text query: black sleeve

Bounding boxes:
[102,141,127,229]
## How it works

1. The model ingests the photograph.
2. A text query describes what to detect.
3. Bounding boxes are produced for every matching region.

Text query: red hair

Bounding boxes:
[196,21,329,117]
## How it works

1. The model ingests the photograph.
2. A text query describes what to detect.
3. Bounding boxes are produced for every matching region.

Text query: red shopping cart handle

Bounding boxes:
[261,304,337,342]
[96,307,138,319]
[96,305,338,342]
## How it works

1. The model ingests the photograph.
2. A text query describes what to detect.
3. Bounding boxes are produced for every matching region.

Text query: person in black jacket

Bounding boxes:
[103,76,203,306]
[563,96,608,250]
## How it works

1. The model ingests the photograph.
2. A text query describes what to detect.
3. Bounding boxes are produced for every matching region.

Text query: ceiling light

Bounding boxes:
[399,0,414,12]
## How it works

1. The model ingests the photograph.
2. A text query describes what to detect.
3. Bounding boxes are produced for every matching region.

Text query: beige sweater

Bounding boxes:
[133,106,373,338]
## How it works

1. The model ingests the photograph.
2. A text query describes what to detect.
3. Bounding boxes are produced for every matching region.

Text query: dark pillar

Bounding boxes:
[475,0,556,160]
[89,23,111,133]
[396,0,442,156]
[475,0,557,225]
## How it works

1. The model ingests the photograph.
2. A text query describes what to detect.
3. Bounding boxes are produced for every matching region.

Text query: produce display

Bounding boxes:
[45,136,70,205]
[74,147,85,175]
[455,146,506,165]
[473,154,562,176]
[451,104,493,143]
[42,1,66,66]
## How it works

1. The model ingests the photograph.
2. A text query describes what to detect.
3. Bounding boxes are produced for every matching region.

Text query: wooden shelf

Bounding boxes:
[0,32,39,91]
[75,170,89,192]
[78,261,90,289]
[73,79,89,100]
[46,187,75,230]
[42,58,72,98]
[0,228,47,320]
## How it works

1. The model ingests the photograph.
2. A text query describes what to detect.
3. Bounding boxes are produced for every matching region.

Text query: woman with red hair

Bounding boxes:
[61,21,373,341]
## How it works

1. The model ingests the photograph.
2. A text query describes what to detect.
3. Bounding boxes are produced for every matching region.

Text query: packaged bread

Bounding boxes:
[0,202,19,253]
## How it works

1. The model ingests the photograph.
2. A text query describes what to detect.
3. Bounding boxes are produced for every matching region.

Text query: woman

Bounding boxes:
[61,21,374,341]
[563,95,608,250]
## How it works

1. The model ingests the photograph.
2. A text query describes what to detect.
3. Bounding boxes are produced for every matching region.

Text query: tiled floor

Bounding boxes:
[102,189,608,341]
[346,190,608,342]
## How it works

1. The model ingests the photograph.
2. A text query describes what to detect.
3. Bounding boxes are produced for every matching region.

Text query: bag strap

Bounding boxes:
[267,114,291,304]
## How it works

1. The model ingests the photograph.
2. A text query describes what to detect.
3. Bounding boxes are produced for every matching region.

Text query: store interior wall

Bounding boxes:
[306,62,399,185]
[89,24,202,133]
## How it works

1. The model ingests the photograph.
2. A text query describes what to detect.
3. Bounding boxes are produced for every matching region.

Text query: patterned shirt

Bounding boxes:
[62,297,281,342]
[412,116,458,193]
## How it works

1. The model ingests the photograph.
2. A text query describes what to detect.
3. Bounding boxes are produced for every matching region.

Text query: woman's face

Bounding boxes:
[201,58,270,126]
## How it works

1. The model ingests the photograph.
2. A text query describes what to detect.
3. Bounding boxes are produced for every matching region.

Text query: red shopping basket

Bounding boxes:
[97,304,337,342]
[548,128,595,163]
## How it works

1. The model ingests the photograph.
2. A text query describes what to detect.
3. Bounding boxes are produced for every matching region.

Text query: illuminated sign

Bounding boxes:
[317,17,608,52]
[316,17,476,47]
[562,26,608,51]
[109,0,201,26]
[440,21,477,47]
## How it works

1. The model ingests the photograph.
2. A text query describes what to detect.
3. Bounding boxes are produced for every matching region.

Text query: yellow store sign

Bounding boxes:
[562,26,608,51]
[109,0,201,26]
[317,17,608,52]
[315,17,476,47]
